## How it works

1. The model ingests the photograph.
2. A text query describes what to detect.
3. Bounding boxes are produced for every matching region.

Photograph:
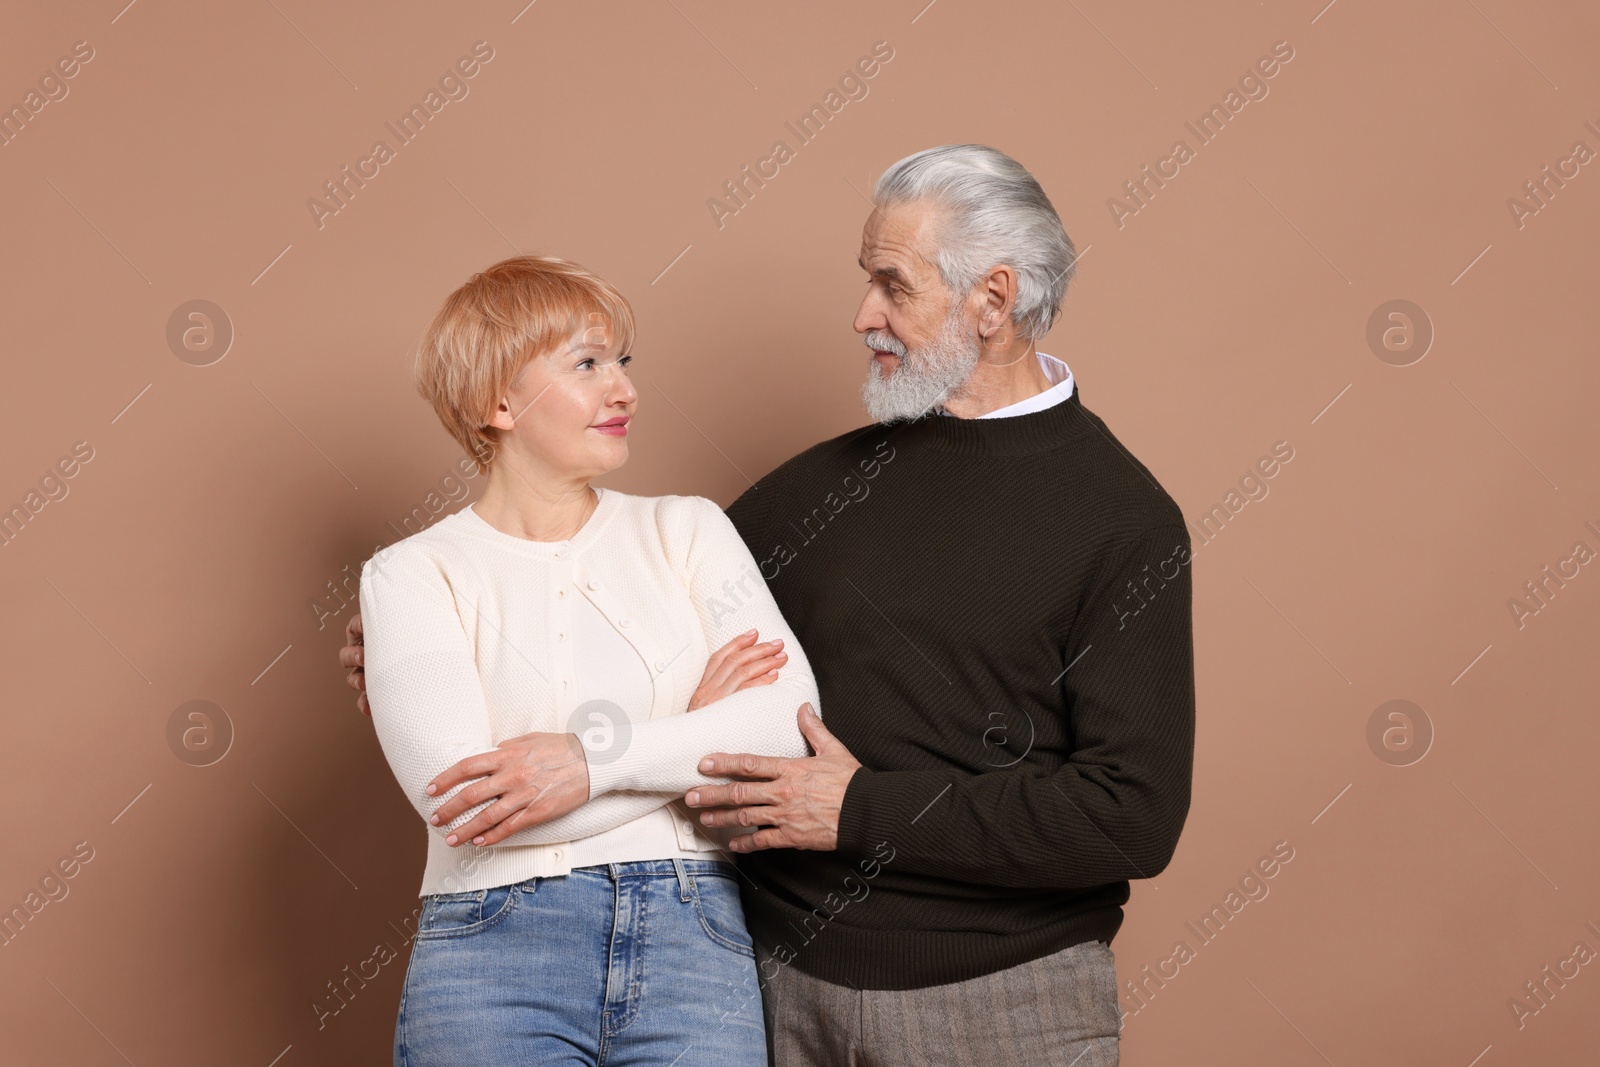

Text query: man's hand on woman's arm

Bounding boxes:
[685,703,861,852]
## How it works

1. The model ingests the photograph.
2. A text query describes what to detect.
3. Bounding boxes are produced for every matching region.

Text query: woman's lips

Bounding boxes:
[592,418,629,436]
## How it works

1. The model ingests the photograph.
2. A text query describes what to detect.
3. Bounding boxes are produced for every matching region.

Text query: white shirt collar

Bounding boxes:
[937,352,1075,420]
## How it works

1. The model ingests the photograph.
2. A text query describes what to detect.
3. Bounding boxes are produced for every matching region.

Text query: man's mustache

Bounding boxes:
[864,330,907,359]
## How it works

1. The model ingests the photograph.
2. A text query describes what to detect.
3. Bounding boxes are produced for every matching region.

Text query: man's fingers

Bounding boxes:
[693,751,785,783]
[727,827,789,853]
[795,702,833,752]
[696,803,782,829]
[685,775,780,808]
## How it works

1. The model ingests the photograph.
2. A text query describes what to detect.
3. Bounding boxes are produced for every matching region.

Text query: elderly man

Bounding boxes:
[344,144,1193,1066]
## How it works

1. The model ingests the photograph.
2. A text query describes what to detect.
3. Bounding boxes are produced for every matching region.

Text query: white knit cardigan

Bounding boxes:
[359,489,821,896]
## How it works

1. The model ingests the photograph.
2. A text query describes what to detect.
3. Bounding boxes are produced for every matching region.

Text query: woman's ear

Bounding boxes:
[485,394,516,431]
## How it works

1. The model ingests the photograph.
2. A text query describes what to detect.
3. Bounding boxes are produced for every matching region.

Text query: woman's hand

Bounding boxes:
[425,732,590,846]
[690,629,788,711]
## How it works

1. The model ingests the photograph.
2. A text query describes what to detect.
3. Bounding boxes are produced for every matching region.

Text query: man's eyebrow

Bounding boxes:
[859,256,909,285]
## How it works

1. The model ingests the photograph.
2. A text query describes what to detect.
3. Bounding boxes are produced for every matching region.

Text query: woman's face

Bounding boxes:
[486,323,638,485]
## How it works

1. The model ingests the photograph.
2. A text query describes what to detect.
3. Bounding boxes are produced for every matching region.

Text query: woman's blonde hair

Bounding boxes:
[414,255,637,473]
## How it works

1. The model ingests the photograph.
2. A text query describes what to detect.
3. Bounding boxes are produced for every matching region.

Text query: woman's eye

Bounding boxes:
[618,355,633,369]
[576,358,595,370]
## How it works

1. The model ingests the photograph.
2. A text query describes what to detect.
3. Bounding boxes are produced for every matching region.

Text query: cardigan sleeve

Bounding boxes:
[360,546,680,847]
[579,495,821,798]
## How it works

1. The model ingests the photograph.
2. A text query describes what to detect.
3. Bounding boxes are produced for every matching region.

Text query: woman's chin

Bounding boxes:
[594,443,630,472]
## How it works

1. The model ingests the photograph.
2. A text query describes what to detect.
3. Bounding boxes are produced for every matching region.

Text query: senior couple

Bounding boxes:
[341,144,1195,1066]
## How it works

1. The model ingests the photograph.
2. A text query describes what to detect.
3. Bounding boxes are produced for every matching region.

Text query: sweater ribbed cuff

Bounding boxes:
[835,767,926,856]
[581,734,640,799]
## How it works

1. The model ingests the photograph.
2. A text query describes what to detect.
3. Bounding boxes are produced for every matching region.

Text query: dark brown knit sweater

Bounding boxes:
[725,387,1195,990]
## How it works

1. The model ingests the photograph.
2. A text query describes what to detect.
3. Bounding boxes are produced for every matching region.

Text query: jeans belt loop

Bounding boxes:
[672,858,692,902]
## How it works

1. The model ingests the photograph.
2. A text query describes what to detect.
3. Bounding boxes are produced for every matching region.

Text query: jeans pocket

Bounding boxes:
[692,870,755,958]
[413,883,519,941]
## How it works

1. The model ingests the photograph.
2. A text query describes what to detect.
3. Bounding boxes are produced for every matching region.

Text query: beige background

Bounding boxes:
[3,1,1598,1064]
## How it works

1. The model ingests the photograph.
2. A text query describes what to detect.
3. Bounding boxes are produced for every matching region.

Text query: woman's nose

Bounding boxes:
[602,361,638,400]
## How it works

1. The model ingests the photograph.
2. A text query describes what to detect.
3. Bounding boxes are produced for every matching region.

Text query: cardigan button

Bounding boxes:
[588,580,601,590]
[654,659,668,672]
[619,618,632,628]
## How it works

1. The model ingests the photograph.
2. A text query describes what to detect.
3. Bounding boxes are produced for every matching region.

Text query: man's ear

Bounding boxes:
[978,264,1019,342]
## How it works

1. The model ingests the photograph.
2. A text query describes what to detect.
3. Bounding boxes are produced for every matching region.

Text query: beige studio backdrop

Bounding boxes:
[2,1,1598,1064]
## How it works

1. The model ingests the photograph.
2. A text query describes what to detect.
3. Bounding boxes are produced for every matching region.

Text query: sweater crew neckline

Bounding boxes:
[456,486,618,556]
[905,387,1094,456]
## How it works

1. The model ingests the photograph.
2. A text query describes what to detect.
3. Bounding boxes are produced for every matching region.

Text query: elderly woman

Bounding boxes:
[358,255,817,1065]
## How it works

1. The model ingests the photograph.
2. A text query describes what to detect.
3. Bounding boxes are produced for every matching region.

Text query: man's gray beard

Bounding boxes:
[861,310,981,424]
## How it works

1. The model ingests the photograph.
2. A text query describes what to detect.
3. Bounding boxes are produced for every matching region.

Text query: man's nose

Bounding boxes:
[853,292,886,335]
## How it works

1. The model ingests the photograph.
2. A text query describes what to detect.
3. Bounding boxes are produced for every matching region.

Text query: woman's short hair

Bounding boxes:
[872,144,1077,342]
[414,255,636,473]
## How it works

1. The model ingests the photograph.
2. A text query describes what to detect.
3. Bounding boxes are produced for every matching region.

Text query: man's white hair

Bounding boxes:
[872,144,1077,342]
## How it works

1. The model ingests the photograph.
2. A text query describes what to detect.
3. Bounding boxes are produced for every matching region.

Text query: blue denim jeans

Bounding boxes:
[395,859,767,1066]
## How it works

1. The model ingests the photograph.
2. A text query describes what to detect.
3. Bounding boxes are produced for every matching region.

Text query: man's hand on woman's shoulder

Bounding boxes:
[340,614,369,717]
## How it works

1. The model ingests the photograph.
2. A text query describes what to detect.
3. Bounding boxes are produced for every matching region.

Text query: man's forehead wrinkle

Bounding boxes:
[862,244,925,288]
[860,256,910,285]
[864,205,942,270]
